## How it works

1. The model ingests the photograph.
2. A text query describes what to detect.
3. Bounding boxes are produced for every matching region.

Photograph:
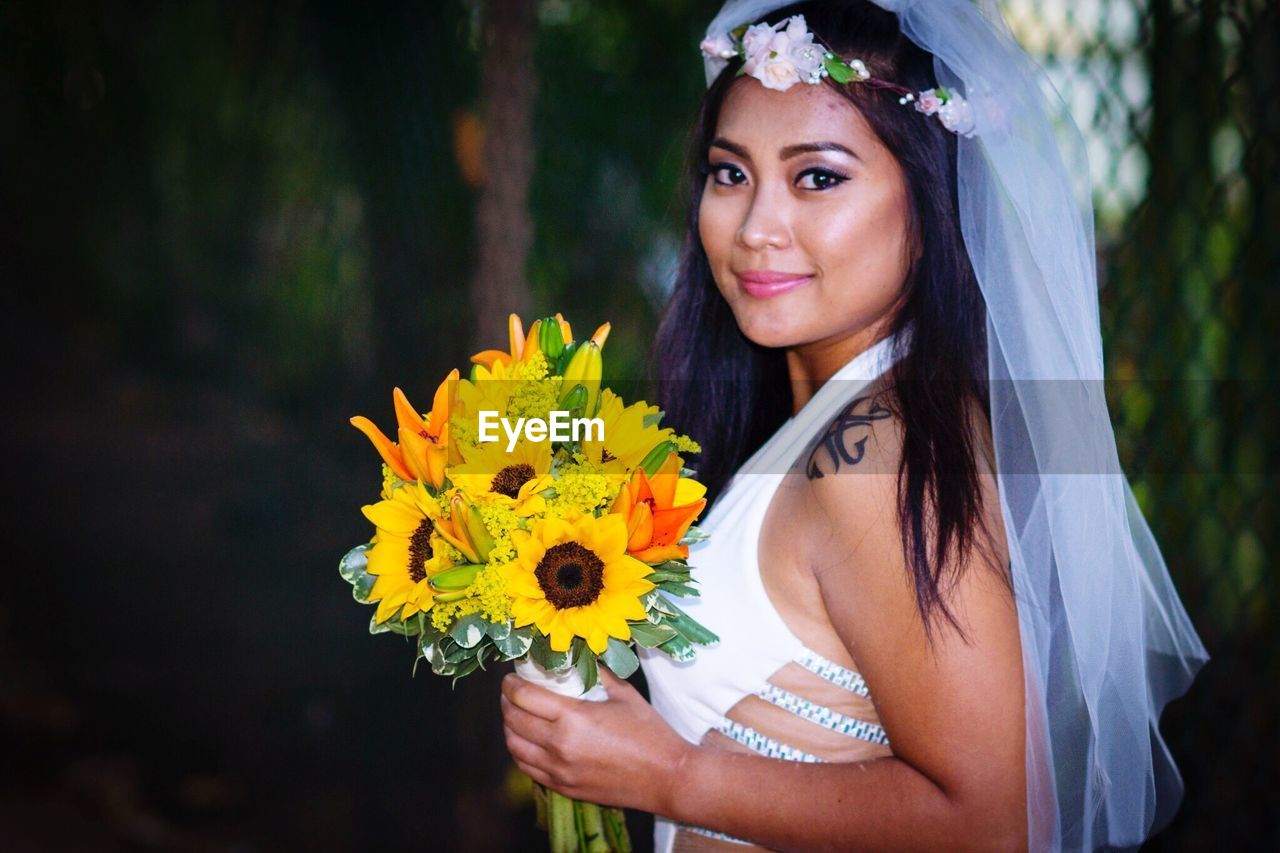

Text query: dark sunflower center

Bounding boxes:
[535,542,605,609]
[491,463,536,499]
[407,518,435,583]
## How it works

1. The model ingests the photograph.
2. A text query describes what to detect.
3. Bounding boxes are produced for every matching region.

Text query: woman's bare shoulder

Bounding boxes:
[798,378,903,484]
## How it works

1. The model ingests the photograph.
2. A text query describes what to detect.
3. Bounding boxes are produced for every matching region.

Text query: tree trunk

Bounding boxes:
[470,0,536,350]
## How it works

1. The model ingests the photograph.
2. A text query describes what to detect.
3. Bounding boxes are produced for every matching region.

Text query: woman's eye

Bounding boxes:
[797,167,848,191]
[710,163,748,186]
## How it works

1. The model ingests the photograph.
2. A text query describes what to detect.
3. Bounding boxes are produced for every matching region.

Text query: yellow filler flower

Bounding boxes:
[361,484,456,623]
[501,513,654,654]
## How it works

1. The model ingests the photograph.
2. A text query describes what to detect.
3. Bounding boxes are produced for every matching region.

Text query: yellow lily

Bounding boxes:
[433,491,496,564]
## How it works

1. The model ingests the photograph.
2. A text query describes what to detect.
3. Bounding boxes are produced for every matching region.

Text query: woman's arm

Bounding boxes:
[501,412,1026,851]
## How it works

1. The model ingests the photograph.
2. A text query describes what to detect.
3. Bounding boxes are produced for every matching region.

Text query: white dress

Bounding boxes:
[637,334,903,852]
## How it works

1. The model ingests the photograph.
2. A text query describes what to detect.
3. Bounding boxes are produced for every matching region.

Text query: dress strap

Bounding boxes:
[755,683,891,745]
[795,646,872,697]
[713,718,825,763]
[680,824,755,846]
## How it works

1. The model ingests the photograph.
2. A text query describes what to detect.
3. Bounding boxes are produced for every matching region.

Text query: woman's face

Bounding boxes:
[698,79,914,359]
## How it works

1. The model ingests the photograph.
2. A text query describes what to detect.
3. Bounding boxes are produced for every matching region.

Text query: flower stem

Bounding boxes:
[548,789,577,853]
[577,799,610,852]
[602,806,632,852]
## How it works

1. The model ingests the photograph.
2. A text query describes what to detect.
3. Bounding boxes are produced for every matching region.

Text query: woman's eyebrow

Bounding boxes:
[709,137,750,160]
[710,138,862,163]
[779,141,862,161]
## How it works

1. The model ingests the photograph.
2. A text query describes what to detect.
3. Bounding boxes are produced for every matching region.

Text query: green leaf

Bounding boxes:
[573,638,599,692]
[644,591,679,616]
[657,581,700,598]
[494,625,534,659]
[654,594,720,646]
[600,637,639,679]
[423,642,452,675]
[369,613,419,636]
[339,544,377,603]
[451,656,483,687]
[628,620,679,647]
[641,411,665,428]
[418,619,444,649]
[440,636,472,664]
[449,613,487,649]
[644,571,691,585]
[486,619,512,641]
[658,634,696,662]
[824,55,854,84]
[680,526,710,546]
[530,634,571,671]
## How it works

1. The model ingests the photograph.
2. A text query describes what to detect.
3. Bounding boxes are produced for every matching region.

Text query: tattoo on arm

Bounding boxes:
[805,396,894,480]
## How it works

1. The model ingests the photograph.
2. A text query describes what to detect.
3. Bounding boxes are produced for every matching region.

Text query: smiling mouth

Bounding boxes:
[736,270,813,298]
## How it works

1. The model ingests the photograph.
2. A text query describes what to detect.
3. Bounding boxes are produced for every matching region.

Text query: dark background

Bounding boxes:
[1,0,1275,850]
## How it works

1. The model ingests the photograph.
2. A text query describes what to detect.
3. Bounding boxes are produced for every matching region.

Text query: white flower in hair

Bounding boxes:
[739,21,776,63]
[756,53,802,90]
[915,89,942,115]
[937,95,975,136]
[697,13,978,135]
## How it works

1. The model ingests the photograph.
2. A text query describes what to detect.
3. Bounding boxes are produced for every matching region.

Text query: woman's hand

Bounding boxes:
[500,666,692,815]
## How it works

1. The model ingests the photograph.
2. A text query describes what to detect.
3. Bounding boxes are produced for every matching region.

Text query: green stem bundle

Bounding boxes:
[536,783,631,852]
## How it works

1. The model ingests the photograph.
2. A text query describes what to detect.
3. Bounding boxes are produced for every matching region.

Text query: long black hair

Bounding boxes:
[652,0,998,639]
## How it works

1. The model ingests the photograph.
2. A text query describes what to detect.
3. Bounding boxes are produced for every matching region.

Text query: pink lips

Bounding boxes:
[736,269,814,299]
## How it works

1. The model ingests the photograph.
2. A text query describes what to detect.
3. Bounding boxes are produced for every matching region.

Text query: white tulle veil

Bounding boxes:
[700,1,1208,849]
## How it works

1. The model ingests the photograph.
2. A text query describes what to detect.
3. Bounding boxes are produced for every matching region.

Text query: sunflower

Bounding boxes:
[362,483,456,623]
[448,437,553,516]
[500,512,654,654]
[580,389,675,476]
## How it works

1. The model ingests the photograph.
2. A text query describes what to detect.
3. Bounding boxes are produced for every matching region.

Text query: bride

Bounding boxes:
[499,1,1208,850]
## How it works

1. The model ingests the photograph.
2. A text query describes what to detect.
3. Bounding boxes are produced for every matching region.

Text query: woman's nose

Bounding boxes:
[736,195,792,251]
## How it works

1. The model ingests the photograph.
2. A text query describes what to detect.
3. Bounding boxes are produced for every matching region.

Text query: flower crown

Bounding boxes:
[700,14,976,137]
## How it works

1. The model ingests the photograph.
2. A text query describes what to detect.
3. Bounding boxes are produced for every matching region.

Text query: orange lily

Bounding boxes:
[350,370,458,489]
[470,313,529,371]
[610,452,707,563]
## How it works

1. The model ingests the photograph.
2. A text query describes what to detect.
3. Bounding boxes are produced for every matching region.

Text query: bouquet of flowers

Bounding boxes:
[340,313,718,852]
